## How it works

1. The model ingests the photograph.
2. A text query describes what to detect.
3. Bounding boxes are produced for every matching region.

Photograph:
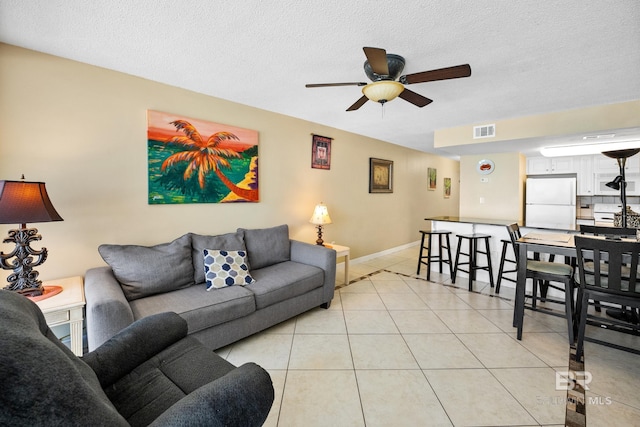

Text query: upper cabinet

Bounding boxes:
[576,156,594,196]
[526,157,574,174]
[527,154,640,196]
[594,155,639,173]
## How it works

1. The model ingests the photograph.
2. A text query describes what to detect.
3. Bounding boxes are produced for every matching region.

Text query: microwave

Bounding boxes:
[595,173,640,196]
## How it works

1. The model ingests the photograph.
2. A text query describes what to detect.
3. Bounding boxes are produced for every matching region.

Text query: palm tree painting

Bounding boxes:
[148,110,259,204]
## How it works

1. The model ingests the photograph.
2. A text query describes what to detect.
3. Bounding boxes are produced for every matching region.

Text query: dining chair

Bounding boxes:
[579,224,637,238]
[507,223,577,342]
[578,224,636,313]
[574,235,640,359]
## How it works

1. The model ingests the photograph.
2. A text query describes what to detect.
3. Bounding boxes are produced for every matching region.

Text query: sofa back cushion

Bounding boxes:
[99,234,194,301]
[190,231,247,284]
[238,224,290,270]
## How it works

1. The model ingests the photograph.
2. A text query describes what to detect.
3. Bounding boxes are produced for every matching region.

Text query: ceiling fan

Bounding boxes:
[306,47,471,111]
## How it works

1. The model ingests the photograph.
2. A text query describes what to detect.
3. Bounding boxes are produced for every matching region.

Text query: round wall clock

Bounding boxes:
[476,159,495,175]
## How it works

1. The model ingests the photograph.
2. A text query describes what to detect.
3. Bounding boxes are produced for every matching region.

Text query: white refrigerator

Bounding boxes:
[525,175,577,229]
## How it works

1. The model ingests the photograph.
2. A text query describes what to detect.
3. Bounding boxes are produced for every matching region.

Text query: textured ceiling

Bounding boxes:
[1,0,639,158]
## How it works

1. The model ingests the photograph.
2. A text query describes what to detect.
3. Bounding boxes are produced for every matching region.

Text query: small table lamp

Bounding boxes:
[309,203,332,246]
[0,178,63,296]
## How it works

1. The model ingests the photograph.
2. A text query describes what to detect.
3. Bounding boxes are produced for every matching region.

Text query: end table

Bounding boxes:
[35,276,85,356]
[326,244,350,285]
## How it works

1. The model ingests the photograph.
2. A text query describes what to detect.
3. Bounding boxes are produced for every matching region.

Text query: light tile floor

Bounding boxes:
[217,246,640,427]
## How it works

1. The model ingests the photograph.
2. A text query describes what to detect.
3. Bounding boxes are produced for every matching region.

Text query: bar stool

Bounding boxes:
[417,230,453,281]
[496,238,517,293]
[453,233,495,291]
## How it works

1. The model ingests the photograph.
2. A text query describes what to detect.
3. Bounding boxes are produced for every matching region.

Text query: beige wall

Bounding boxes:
[434,100,640,148]
[0,44,459,282]
[459,152,526,220]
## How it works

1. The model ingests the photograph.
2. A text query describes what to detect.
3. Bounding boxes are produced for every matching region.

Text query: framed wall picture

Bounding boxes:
[147,110,259,204]
[369,158,393,193]
[311,134,332,169]
[428,168,437,190]
[444,177,451,198]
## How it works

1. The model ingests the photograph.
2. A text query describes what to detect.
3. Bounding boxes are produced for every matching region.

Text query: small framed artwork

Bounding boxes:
[369,158,393,193]
[428,168,437,190]
[444,177,451,198]
[311,134,332,170]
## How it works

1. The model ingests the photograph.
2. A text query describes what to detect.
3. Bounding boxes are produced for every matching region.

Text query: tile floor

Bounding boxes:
[216,246,640,427]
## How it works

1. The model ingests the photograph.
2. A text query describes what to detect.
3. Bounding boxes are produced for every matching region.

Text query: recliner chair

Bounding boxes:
[0,290,274,426]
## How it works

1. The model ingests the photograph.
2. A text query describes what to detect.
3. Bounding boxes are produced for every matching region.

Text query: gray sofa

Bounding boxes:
[0,290,274,426]
[85,224,336,351]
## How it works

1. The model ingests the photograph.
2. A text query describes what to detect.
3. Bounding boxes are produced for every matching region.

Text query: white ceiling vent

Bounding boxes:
[473,124,496,139]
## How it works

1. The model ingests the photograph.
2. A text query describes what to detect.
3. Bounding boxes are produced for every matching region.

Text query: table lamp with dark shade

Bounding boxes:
[0,178,63,296]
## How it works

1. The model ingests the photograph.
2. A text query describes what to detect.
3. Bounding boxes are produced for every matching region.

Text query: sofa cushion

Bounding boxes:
[99,234,194,301]
[129,285,256,334]
[191,232,247,284]
[105,336,236,426]
[239,224,290,270]
[249,261,324,309]
[204,249,256,290]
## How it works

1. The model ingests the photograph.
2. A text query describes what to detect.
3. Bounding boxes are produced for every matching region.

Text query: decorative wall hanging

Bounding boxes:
[147,110,259,204]
[476,159,495,175]
[311,134,332,170]
[444,178,451,199]
[369,158,393,193]
[428,168,437,190]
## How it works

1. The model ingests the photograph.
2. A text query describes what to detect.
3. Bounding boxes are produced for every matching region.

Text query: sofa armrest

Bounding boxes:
[290,240,336,305]
[82,312,188,388]
[85,266,135,351]
[149,362,274,427]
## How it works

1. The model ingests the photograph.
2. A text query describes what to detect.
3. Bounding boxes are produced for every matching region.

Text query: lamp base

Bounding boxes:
[27,285,63,302]
[315,225,325,246]
[0,227,48,297]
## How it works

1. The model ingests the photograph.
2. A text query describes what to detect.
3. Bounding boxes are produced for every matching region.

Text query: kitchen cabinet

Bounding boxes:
[576,156,594,195]
[527,156,574,174]
[594,154,639,173]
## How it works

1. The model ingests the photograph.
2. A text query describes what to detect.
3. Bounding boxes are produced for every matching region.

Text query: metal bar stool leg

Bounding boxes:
[426,232,434,281]
[484,237,495,288]
[444,234,454,278]
[452,237,463,284]
[468,237,476,291]
[417,232,427,275]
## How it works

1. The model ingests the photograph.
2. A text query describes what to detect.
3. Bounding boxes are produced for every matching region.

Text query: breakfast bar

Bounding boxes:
[425,216,574,289]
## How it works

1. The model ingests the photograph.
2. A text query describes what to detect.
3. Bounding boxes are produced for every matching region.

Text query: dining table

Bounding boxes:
[513,232,577,340]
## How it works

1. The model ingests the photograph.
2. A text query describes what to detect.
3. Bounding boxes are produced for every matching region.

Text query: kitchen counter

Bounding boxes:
[426,216,524,227]
[426,216,578,232]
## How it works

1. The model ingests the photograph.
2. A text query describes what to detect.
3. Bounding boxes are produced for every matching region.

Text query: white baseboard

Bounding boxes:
[349,240,420,265]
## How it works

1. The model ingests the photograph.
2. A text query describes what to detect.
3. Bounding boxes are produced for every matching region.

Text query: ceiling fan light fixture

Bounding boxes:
[362,81,404,104]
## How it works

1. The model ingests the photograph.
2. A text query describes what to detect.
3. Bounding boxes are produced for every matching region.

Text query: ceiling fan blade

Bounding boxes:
[398,89,433,107]
[346,95,368,111]
[363,47,389,76]
[400,64,471,85]
[305,82,367,88]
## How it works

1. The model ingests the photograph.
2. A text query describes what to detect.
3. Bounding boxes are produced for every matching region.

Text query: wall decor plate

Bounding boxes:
[476,159,495,175]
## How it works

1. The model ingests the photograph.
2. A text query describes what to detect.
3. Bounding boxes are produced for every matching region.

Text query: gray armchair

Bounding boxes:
[0,290,274,426]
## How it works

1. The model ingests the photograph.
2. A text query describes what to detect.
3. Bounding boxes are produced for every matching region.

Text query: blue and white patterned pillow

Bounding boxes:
[203,249,256,290]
